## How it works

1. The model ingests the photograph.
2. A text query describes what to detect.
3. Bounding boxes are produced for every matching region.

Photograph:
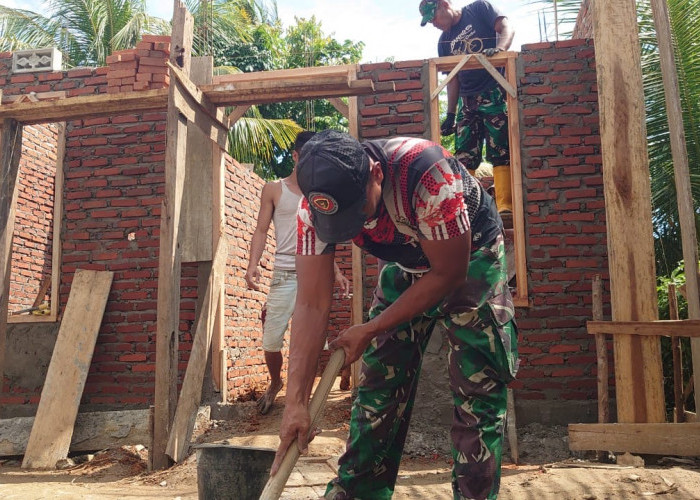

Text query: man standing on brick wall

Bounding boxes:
[245,131,350,415]
[421,0,515,226]
[270,131,518,500]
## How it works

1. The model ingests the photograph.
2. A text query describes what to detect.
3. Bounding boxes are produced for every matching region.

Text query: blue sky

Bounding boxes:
[2,0,556,63]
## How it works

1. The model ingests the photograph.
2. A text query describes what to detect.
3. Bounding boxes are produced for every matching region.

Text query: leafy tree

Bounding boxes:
[0,0,169,67]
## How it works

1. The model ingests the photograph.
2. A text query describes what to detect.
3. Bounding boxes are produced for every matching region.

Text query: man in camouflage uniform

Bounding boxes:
[270,131,518,500]
[420,0,515,225]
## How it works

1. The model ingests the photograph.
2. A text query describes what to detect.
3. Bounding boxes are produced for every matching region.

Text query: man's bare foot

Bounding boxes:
[257,381,283,415]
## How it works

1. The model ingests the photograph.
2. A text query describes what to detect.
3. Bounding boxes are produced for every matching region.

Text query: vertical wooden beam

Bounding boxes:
[50,123,65,321]
[428,60,440,142]
[506,54,528,304]
[592,0,665,423]
[182,56,214,264]
[170,1,194,76]
[592,274,609,424]
[650,0,700,417]
[348,95,363,390]
[668,283,684,422]
[211,149,226,400]
[153,82,189,470]
[0,119,22,391]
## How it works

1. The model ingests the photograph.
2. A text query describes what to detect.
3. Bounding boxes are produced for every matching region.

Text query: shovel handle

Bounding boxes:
[259,348,346,500]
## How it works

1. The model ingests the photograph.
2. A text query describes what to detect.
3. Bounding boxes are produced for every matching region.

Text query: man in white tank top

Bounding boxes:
[245,131,350,414]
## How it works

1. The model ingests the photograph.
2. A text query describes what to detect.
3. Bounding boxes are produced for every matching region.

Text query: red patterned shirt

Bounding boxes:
[298,138,482,269]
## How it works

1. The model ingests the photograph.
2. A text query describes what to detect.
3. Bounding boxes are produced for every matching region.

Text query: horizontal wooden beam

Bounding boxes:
[432,52,511,72]
[568,423,700,456]
[587,319,700,337]
[0,89,168,124]
[212,64,358,84]
[203,80,393,107]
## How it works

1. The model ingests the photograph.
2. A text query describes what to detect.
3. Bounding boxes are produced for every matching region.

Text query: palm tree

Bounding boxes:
[536,0,700,277]
[0,0,169,67]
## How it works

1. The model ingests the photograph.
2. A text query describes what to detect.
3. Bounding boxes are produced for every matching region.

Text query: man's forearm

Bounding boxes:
[247,230,267,270]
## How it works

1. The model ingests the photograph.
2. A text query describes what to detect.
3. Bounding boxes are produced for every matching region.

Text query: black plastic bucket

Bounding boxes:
[195,443,276,500]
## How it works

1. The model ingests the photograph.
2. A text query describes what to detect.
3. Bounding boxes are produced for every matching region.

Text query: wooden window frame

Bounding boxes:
[428,52,528,307]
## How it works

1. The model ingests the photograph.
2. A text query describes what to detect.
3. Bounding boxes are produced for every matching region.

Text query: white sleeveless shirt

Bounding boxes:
[273,180,301,271]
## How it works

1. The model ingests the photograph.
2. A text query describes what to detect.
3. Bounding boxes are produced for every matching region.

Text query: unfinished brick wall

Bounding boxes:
[9,123,58,313]
[513,39,607,423]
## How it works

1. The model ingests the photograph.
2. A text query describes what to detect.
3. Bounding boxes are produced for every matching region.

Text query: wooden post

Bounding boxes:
[428,60,439,142]
[505,54,528,305]
[650,0,700,418]
[668,284,684,423]
[153,84,189,470]
[592,0,665,423]
[348,95,363,390]
[152,0,195,470]
[0,119,23,390]
[592,275,609,424]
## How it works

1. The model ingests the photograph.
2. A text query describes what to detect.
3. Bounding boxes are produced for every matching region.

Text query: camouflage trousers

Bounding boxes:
[455,85,509,172]
[325,234,518,500]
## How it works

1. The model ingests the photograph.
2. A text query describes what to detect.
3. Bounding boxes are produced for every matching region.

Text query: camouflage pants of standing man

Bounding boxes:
[325,234,519,500]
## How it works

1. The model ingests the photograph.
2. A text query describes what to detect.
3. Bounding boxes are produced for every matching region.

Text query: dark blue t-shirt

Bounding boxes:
[437,0,505,96]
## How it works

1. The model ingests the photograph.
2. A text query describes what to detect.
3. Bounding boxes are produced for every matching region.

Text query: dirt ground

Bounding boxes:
[2,379,700,499]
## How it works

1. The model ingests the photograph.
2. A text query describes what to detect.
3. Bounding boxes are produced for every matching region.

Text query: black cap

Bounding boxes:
[296,130,370,243]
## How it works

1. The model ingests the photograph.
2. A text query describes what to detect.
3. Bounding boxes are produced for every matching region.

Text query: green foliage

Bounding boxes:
[0,0,169,67]
[218,10,364,178]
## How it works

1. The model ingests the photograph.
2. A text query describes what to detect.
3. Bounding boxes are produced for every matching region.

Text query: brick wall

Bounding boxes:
[9,123,58,313]
[3,40,609,423]
[513,39,608,423]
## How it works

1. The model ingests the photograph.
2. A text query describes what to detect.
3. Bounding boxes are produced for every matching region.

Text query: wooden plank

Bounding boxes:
[226,105,250,128]
[327,97,349,118]
[0,89,168,124]
[650,0,700,421]
[212,64,357,84]
[428,60,439,142]
[49,123,65,322]
[432,52,509,72]
[202,78,378,107]
[348,95,362,390]
[21,269,113,469]
[431,54,471,101]
[505,54,528,304]
[153,82,189,471]
[170,0,194,75]
[0,118,23,388]
[166,236,228,462]
[568,423,700,456]
[181,57,214,263]
[592,275,609,425]
[592,0,665,423]
[210,142,226,398]
[669,284,684,422]
[1,409,150,456]
[587,320,700,337]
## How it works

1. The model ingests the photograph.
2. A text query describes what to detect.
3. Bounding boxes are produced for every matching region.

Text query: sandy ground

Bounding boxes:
[2,380,700,499]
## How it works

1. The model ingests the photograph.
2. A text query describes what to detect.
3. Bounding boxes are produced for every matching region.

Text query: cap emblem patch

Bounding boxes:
[309,192,339,214]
